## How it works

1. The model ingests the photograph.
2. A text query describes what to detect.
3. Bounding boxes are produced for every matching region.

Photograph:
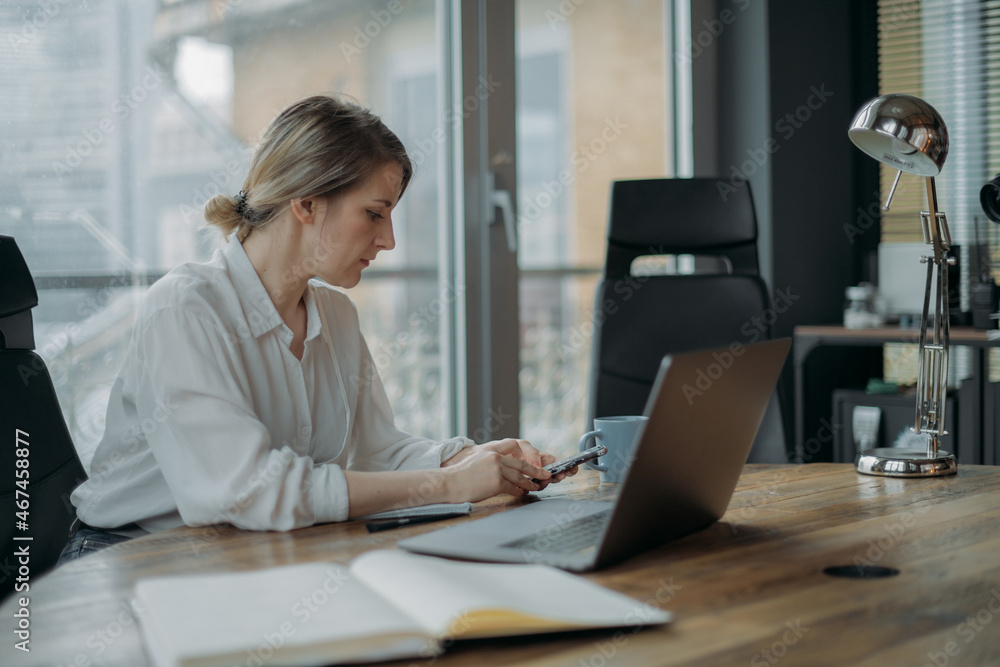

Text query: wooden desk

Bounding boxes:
[4,464,1000,666]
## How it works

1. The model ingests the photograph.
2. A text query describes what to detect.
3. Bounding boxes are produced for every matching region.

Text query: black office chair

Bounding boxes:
[0,235,86,600]
[587,178,788,463]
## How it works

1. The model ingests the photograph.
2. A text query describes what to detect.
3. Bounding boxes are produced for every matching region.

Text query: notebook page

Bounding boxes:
[351,550,671,639]
[135,562,436,667]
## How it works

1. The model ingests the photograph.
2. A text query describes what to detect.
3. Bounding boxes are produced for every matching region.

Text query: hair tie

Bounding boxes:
[235,190,248,217]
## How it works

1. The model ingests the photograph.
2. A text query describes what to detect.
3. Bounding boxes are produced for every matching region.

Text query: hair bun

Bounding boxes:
[204,193,243,237]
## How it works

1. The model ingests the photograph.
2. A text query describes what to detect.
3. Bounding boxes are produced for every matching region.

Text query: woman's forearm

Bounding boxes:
[343,468,451,518]
[343,440,554,519]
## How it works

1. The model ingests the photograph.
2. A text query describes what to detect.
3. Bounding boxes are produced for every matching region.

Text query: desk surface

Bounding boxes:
[4,464,1000,666]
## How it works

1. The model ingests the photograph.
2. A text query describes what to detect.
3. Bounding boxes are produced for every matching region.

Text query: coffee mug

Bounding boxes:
[579,415,649,483]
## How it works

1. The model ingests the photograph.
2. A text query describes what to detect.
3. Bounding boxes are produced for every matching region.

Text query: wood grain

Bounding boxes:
[2,464,999,666]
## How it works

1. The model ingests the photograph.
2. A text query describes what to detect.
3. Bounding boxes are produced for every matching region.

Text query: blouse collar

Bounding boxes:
[222,237,323,343]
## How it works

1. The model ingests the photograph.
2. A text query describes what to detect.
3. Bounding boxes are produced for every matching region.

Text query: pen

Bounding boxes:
[365,512,467,533]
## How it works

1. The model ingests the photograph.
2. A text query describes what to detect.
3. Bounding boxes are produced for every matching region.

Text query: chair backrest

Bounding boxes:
[0,235,86,601]
[588,178,787,463]
[603,177,760,278]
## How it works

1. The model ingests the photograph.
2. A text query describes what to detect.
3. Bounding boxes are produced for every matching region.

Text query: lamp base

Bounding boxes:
[856,447,957,477]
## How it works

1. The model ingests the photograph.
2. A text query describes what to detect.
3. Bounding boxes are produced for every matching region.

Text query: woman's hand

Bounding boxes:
[346,438,581,518]
[441,438,576,500]
[475,438,580,487]
[441,439,548,501]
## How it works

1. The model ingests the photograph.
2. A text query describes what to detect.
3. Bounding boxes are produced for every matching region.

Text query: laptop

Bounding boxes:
[399,338,791,572]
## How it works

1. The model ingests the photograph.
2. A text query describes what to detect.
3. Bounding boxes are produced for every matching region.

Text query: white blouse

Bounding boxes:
[71,238,471,533]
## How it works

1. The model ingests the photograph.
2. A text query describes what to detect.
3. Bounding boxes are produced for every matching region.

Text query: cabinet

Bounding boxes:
[793,325,1000,465]
[831,388,959,461]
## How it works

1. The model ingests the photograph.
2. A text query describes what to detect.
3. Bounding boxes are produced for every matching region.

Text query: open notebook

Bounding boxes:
[135,550,671,667]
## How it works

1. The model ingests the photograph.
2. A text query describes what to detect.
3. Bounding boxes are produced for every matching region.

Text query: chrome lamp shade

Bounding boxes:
[847,93,957,477]
[849,94,948,177]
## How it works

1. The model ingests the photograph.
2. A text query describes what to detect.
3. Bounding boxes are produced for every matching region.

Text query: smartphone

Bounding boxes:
[531,444,607,483]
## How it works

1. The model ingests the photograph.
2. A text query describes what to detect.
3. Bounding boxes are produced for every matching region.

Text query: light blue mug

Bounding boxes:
[579,415,649,483]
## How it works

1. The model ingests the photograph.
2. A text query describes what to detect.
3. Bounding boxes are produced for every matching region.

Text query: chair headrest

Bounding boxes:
[0,235,38,318]
[604,179,760,276]
[607,178,757,251]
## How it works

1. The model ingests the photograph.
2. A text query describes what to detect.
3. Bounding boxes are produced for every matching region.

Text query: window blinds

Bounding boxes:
[877,0,1000,257]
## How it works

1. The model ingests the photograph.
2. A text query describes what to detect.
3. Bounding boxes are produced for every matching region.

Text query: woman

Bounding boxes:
[63,95,570,562]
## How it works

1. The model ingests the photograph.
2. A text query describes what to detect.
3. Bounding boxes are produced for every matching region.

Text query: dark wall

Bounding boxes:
[766,0,879,335]
[711,0,880,459]
[713,0,879,334]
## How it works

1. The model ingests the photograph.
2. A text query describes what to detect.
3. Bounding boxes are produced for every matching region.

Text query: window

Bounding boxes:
[1,0,676,464]
[0,0,455,467]
[515,0,672,455]
[877,0,1000,289]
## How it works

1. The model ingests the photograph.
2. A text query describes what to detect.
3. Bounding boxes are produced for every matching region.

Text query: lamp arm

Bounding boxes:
[914,176,952,456]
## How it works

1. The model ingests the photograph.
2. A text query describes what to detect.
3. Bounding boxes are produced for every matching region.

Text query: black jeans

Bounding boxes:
[56,520,135,566]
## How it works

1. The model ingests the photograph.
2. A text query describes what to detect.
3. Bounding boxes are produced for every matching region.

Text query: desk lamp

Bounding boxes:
[848,93,957,477]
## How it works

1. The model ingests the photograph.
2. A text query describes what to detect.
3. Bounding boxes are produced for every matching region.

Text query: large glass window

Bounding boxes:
[0,0,454,467]
[515,0,672,456]
[1,0,676,464]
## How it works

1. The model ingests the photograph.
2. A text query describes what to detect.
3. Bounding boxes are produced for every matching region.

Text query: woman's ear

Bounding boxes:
[289,197,320,225]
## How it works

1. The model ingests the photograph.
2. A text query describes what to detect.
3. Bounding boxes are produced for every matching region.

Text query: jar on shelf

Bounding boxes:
[843,283,886,329]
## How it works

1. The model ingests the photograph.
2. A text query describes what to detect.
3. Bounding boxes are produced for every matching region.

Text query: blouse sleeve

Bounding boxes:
[134,305,350,530]
[339,308,473,473]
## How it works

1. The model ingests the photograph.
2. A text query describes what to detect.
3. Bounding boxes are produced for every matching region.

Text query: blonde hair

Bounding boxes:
[204,95,412,241]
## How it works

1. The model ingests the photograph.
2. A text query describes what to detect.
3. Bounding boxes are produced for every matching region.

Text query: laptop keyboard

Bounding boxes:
[502,510,611,554]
